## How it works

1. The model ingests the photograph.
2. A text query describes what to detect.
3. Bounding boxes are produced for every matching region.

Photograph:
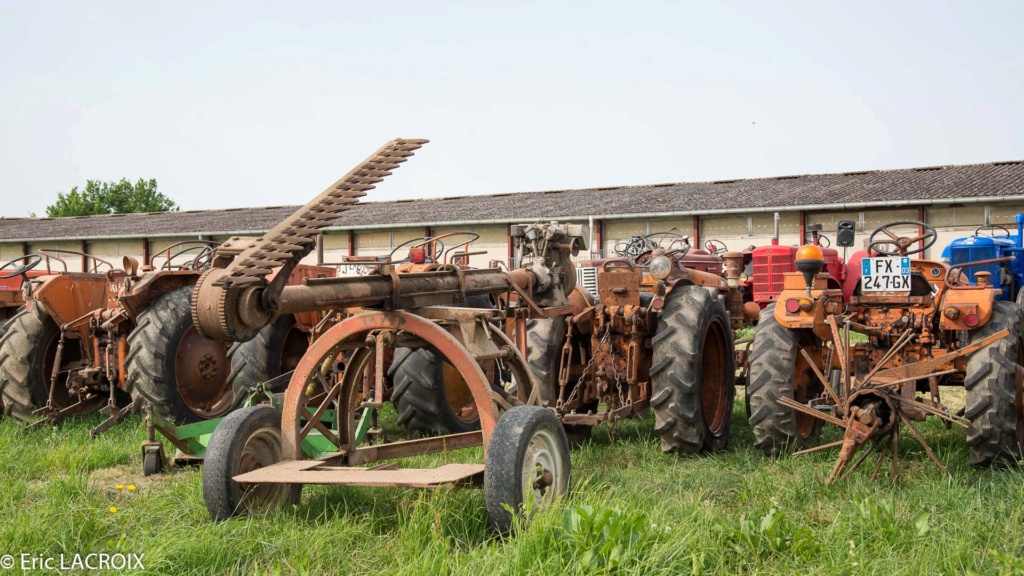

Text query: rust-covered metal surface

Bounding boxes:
[213,138,427,291]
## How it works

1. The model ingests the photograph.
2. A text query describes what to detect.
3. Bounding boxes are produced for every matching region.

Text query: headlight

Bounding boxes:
[649,256,672,279]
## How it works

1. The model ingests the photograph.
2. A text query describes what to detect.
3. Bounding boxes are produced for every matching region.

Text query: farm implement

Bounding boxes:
[188,137,753,533]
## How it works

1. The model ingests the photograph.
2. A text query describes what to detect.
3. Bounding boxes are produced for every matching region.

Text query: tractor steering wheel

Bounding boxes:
[0,254,43,279]
[162,245,215,270]
[704,239,728,256]
[975,224,1011,239]
[804,233,831,248]
[389,237,445,264]
[867,221,937,256]
[615,235,655,259]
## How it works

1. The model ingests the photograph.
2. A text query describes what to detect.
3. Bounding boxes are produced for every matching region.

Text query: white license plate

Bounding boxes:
[861,257,911,292]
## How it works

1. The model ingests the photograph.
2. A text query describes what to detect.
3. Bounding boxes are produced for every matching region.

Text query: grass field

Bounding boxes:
[2,394,1024,575]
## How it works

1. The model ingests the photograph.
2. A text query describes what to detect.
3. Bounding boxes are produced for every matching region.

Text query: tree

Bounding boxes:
[45,178,178,217]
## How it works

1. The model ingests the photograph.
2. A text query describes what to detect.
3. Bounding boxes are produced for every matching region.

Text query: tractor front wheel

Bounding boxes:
[965,299,1024,466]
[747,305,824,456]
[125,286,232,425]
[650,286,736,455]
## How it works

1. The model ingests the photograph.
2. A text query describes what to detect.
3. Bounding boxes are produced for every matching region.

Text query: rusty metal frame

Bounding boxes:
[281,310,501,461]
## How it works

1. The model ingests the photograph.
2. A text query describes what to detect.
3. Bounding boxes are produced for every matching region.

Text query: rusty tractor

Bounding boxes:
[747,220,1024,481]
[0,254,52,337]
[0,240,331,436]
[561,231,757,450]
[189,138,763,534]
[0,250,115,423]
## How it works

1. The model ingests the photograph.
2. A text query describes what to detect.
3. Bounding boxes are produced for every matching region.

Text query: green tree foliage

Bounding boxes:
[45,178,178,217]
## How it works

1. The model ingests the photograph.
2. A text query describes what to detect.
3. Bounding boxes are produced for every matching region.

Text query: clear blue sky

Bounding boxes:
[1,1,1021,217]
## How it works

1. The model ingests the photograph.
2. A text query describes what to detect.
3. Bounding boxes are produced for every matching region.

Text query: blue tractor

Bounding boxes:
[944,213,1024,302]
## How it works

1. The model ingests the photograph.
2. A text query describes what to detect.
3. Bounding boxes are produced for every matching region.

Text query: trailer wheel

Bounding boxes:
[389,294,491,435]
[125,286,232,425]
[226,314,307,403]
[965,300,1024,466]
[650,286,736,455]
[485,406,570,535]
[203,406,301,520]
[747,305,824,456]
[0,306,84,422]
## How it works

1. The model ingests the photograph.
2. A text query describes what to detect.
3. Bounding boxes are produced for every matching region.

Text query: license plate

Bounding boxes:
[861,257,911,292]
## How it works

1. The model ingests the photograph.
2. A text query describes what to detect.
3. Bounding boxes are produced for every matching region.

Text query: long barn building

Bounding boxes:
[2,159,1023,272]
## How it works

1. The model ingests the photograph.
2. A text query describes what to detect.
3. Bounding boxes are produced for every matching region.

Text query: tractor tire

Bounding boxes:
[226,314,307,404]
[0,306,82,422]
[389,294,491,436]
[125,286,232,425]
[965,299,1024,466]
[518,316,594,445]
[650,286,736,455]
[747,305,824,456]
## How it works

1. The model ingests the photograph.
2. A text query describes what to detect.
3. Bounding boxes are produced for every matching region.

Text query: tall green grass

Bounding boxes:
[1,397,1023,575]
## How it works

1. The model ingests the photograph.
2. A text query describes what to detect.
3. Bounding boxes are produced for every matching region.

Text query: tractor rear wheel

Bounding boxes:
[517,316,595,445]
[389,347,482,435]
[226,314,308,404]
[125,286,232,425]
[0,306,84,422]
[389,294,491,436]
[747,305,824,456]
[965,299,1024,466]
[651,286,736,455]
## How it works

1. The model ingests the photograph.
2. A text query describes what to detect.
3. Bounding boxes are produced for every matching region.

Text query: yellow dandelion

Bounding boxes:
[115,484,124,490]
[127,485,137,492]
[109,507,117,514]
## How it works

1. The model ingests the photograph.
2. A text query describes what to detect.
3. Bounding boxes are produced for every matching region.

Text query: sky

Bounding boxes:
[1,0,1022,218]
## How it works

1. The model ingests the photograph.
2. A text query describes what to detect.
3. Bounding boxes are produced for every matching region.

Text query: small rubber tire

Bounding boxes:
[747,305,824,456]
[203,406,302,521]
[965,299,1024,466]
[484,406,570,535]
[143,450,163,477]
[650,286,736,454]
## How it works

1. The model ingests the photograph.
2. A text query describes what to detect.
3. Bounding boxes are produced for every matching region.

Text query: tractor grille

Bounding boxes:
[752,246,796,304]
[577,266,599,302]
[949,245,998,285]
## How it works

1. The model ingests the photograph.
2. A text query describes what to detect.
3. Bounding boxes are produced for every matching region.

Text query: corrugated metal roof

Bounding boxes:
[3,160,1023,241]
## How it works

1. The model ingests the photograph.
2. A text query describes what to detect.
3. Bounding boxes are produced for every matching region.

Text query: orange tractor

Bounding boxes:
[747,220,1023,480]
[0,241,332,436]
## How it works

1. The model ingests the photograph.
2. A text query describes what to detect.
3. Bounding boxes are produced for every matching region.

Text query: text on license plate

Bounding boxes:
[861,257,911,292]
